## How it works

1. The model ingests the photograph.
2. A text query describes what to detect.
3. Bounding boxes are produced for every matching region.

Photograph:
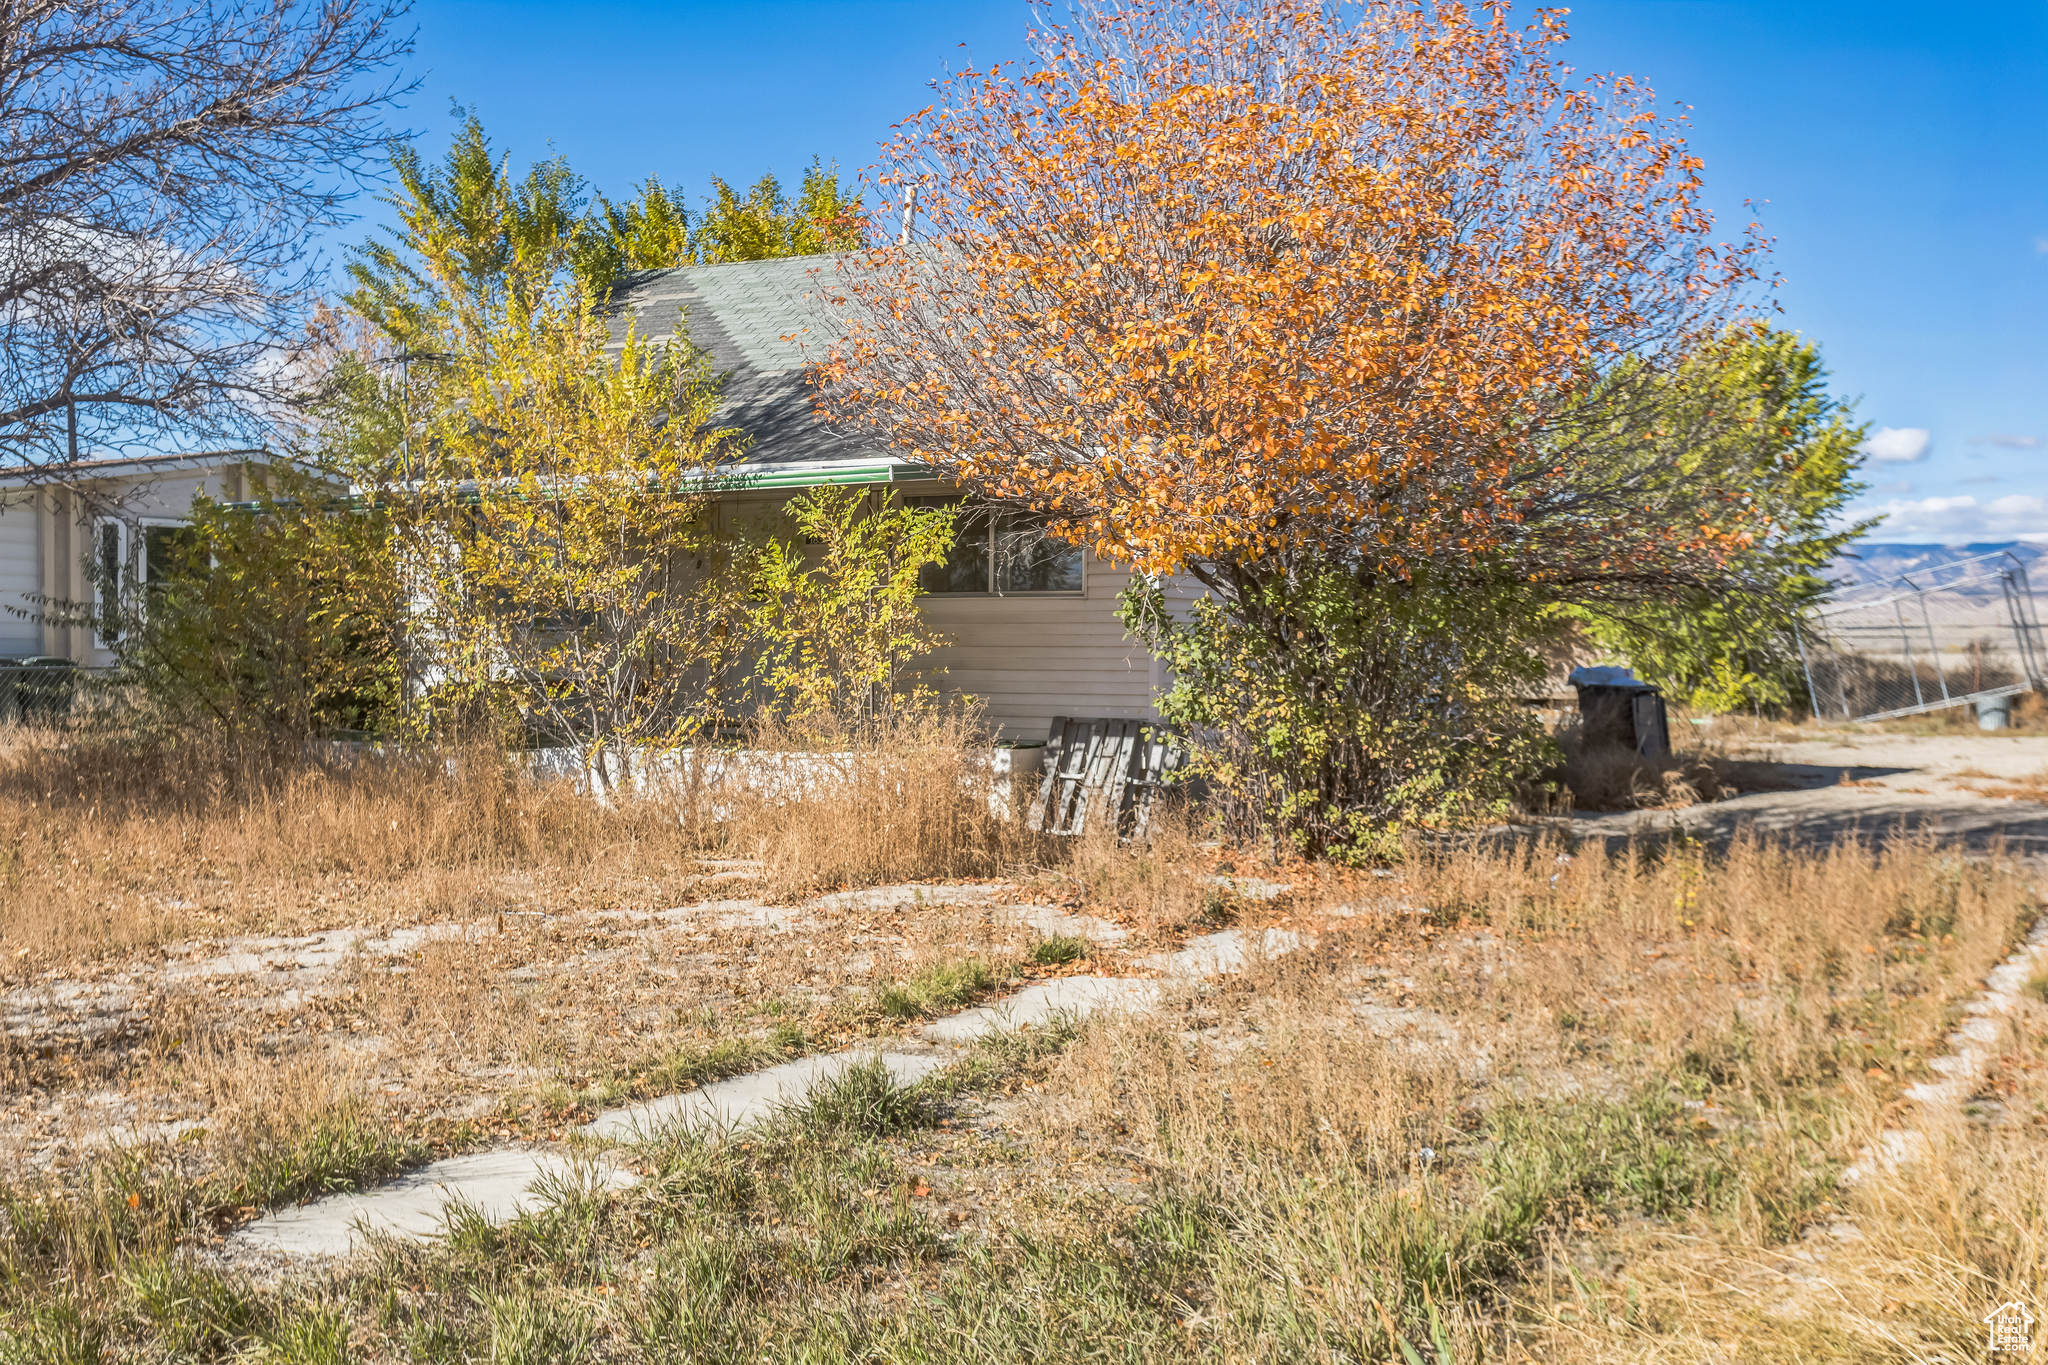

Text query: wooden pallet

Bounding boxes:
[1030,716,1186,838]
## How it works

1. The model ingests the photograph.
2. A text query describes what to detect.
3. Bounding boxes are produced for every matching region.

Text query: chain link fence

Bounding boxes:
[1797,550,2046,722]
[0,656,80,725]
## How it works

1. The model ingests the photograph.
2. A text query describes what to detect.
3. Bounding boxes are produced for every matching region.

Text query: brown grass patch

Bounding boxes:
[0,716,2041,1361]
[700,712,1044,901]
[1037,804,1226,933]
[0,728,706,969]
[1008,832,2038,1358]
[1961,766,2048,804]
[0,713,1050,971]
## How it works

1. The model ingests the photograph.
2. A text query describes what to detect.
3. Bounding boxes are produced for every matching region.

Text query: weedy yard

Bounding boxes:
[1,728,2045,1364]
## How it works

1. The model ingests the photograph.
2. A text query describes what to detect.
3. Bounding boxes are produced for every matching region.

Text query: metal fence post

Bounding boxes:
[1794,621,1823,721]
[2006,558,2047,688]
[1894,598,1925,709]
[1802,549,2038,723]
[1918,595,1950,702]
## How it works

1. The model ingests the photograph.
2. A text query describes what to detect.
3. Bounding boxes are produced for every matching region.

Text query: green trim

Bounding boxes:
[712,462,941,490]
[216,461,942,512]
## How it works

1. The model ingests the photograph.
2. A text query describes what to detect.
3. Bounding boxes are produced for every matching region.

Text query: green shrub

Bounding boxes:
[786,1058,929,1139]
[1030,934,1088,966]
[874,959,997,1020]
[99,464,402,748]
[745,486,957,735]
[1123,564,1553,860]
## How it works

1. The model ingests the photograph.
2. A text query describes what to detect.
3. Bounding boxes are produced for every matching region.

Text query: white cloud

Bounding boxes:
[2037,236,2048,255]
[1867,493,2048,544]
[1969,433,2042,450]
[1861,426,1932,463]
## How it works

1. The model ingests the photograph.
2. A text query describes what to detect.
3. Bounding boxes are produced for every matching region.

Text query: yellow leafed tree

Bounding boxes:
[387,287,751,792]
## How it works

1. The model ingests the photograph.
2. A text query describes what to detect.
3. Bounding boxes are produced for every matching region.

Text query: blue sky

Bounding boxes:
[359,0,2048,543]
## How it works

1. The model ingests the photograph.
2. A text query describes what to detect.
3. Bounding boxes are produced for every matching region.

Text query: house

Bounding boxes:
[0,257,1172,741]
[0,451,264,666]
[602,254,1167,741]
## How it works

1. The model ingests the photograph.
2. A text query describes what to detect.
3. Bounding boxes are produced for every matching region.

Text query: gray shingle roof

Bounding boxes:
[603,254,879,467]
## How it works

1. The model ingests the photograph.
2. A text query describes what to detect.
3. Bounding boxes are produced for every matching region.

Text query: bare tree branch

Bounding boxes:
[0,0,414,476]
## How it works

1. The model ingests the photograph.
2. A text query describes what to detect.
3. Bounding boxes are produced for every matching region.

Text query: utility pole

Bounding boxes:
[375,346,451,478]
[898,184,918,246]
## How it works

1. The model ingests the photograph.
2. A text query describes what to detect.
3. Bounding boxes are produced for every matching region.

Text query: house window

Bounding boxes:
[909,499,1083,595]
[93,520,129,645]
[139,521,204,600]
[94,520,202,644]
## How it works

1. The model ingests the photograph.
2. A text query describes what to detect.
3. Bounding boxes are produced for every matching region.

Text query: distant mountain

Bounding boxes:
[1825,541,2046,597]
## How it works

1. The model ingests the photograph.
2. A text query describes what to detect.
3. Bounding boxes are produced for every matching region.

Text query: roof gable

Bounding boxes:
[603,255,873,468]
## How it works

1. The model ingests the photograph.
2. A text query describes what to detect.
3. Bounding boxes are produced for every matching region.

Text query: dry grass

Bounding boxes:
[0,728,703,968]
[1040,802,1227,933]
[0,722,2043,1362]
[1962,766,2048,805]
[0,718,1074,1183]
[1010,832,2035,1358]
[700,712,1044,900]
[0,714,1046,970]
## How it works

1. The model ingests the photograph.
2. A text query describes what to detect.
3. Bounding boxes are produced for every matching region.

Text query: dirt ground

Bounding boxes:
[4,724,2046,1361]
[1567,731,2048,856]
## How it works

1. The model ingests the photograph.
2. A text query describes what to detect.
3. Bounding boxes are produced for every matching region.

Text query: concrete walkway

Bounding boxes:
[1844,915,2048,1183]
[235,1150,637,1257]
[920,975,1160,1045]
[228,915,1302,1261]
[582,1049,950,1142]
[1140,927,1309,977]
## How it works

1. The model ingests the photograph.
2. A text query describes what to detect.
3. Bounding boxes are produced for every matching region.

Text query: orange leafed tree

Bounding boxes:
[822,0,1799,851]
[824,0,1772,589]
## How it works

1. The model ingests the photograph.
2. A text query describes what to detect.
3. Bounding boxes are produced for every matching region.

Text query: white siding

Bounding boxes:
[106,473,213,521]
[917,554,1160,742]
[77,471,235,667]
[715,488,1168,743]
[16,462,250,667]
[0,494,39,654]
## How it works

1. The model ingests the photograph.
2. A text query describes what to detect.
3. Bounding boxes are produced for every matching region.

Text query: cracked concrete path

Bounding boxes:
[233,1149,637,1258]
[1844,915,2048,1184]
[919,976,1160,1045]
[1141,928,1312,977]
[582,1049,951,1142]
[227,912,1295,1262]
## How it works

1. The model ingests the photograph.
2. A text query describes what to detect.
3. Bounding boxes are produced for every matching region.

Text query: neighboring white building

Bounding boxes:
[0,451,264,666]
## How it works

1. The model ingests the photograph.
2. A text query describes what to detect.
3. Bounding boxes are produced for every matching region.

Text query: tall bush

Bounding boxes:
[821,0,1847,853]
[101,465,402,748]
[387,288,752,791]
[745,487,957,736]
[1124,566,1550,859]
